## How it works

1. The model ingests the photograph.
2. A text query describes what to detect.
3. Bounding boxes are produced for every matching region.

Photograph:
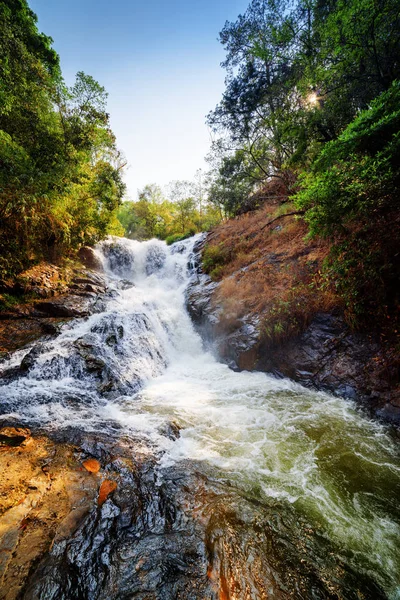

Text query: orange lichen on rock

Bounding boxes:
[98,479,117,506]
[82,458,101,473]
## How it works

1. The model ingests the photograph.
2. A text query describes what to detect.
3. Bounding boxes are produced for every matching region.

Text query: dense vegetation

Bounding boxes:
[206,0,400,325]
[0,0,125,281]
[116,178,221,244]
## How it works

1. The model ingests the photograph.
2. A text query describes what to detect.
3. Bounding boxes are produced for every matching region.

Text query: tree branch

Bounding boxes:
[250,209,305,236]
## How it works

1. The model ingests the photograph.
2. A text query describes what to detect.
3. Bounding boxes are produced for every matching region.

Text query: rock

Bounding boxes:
[159,420,181,440]
[116,279,135,290]
[217,317,260,370]
[20,345,44,372]
[78,246,104,272]
[0,426,31,446]
[34,295,96,318]
[82,458,101,473]
[0,428,387,600]
[40,320,61,335]
[185,239,221,344]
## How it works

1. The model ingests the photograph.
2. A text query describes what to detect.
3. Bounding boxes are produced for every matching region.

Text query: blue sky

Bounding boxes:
[29,0,249,198]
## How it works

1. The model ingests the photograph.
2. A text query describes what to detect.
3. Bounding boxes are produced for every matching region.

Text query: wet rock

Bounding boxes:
[39,320,61,335]
[185,241,260,369]
[20,345,45,372]
[0,426,30,447]
[185,234,222,344]
[33,295,95,318]
[115,279,135,290]
[186,272,220,336]
[101,241,135,277]
[216,317,260,371]
[159,420,181,440]
[0,423,389,600]
[254,311,400,419]
[78,246,104,272]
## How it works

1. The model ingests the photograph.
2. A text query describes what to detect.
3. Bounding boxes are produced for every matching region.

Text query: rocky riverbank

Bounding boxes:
[0,236,398,599]
[0,425,389,600]
[186,232,400,424]
[0,248,107,359]
[0,424,215,600]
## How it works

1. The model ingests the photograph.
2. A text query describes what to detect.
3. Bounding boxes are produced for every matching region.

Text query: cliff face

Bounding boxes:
[186,221,400,425]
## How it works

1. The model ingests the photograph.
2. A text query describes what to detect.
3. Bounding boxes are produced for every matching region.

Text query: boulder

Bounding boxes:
[34,295,96,318]
[78,246,104,272]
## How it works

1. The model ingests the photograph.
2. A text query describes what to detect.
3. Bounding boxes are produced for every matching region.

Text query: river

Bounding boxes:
[1,236,399,599]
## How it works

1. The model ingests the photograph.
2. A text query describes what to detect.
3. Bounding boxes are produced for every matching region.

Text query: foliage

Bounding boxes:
[207,0,400,218]
[165,231,195,246]
[116,180,222,241]
[207,0,400,325]
[295,82,400,321]
[202,243,233,280]
[0,0,126,280]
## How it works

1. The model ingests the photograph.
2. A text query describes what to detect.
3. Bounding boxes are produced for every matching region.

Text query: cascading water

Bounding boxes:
[1,235,400,599]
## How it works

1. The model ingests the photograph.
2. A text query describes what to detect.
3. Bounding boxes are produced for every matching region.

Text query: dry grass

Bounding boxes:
[204,203,340,345]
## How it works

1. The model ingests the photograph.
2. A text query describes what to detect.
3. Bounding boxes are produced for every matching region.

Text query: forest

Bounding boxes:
[1,0,400,326]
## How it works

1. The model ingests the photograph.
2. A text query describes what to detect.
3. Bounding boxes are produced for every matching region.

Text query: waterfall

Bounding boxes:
[0,235,400,598]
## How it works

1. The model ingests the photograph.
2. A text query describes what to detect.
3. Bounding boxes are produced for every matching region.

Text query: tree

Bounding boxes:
[295,81,400,320]
[173,197,196,234]
[207,0,400,216]
[0,0,126,279]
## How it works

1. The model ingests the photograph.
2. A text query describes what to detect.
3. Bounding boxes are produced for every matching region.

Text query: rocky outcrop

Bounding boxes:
[0,268,108,358]
[32,271,107,318]
[0,427,386,600]
[78,246,104,272]
[255,312,400,422]
[186,237,400,424]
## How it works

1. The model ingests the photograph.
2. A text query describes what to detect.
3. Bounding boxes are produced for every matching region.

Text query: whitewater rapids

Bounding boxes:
[0,235,399,598]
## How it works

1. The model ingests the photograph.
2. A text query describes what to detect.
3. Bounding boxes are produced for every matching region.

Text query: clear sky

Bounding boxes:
[29,0,249,199]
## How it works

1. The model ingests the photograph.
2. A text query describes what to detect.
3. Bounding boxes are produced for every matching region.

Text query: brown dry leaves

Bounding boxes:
[82,458,101,473]
[207,203,338,343]
[98,480,117,506]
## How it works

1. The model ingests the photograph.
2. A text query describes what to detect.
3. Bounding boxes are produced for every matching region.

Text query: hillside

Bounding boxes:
[187,205,400,423]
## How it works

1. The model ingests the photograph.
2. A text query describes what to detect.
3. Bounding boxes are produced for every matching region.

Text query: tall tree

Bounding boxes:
[0,0,126,278]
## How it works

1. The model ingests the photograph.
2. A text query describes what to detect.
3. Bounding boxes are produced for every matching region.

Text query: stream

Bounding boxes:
[0,235,399,599]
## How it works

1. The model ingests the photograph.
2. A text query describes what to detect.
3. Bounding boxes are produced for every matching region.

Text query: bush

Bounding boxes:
[165,230,196,246]
[202,243,232,278]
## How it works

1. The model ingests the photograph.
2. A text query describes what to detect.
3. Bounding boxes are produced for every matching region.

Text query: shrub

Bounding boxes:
[165,230,196,246]
[202,243,232,278]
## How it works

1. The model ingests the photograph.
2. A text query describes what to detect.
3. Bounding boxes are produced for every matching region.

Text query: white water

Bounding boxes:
[1,235,400,597]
